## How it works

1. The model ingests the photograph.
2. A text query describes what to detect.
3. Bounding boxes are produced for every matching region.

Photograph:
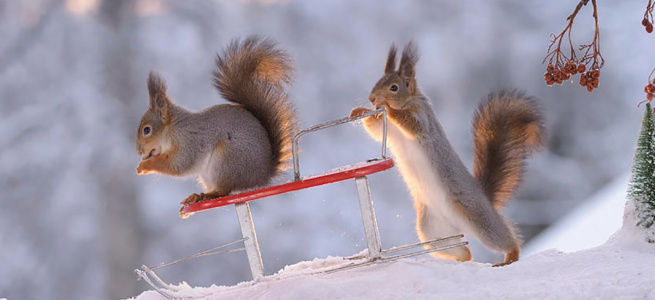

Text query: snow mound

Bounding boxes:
[131,232,655,300]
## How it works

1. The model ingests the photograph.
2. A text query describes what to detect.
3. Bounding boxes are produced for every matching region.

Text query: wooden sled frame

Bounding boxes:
[136,109,467,296]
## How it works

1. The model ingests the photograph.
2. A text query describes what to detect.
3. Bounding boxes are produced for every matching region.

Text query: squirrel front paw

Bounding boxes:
[136,154,172,175]
[136,158,156,175]
[350,107,372,118]
[136,161,148,175]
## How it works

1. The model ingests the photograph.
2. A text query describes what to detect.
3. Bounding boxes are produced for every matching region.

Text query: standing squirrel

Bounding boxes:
[350,41,545,266]
[136,35,297,218]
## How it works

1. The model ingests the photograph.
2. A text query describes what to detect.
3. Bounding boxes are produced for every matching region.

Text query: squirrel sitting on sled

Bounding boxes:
[135,35,297,218]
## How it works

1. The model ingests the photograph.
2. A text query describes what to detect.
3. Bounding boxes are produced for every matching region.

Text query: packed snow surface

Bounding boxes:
[133,224,655,300]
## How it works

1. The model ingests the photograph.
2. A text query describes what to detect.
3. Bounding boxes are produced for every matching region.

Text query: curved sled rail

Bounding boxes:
[135,238,248,299]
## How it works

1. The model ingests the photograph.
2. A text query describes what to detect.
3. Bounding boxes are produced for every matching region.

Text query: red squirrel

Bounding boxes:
[135,35,297,218]
[351,41,545,266]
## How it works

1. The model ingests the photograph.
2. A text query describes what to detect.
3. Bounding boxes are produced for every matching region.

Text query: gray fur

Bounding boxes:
[167,103,273,192]
[416,97,520,251]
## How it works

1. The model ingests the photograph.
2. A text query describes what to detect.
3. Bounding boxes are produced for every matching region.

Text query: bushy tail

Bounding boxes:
[472,90,545,209]
[213,35,297,176]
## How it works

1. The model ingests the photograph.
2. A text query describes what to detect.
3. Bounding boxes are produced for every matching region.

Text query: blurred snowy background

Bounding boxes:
[0,0,651,299]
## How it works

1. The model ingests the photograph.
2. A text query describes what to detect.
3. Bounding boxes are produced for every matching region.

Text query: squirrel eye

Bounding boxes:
[143,126,151,136]
[390,84,399,92]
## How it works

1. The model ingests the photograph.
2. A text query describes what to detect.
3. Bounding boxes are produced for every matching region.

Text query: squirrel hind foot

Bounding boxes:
[179,207,195,219]
[492,247,520,267]
[180,193,202,205]
[180,191,230,205]
[178,191,230,218]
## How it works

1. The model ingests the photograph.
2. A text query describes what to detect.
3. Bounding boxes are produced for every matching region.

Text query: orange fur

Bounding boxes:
[136,140,179,175]
[387,106,421,138]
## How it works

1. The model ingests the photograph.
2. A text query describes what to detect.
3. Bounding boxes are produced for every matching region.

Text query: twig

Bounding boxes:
[643,0,654,33]
[543,0,602,93]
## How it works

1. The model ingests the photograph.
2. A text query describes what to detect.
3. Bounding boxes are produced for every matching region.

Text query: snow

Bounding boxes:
[131,207,655,300]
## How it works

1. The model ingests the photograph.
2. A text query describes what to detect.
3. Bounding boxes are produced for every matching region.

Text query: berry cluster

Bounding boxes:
[543,0,604,93]
[544,61,600,92]
[579,69,600,92]
[642,18,654,33]
[644,81,655,102]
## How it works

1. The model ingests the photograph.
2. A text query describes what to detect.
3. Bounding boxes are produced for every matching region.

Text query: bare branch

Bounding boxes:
[542,0,602,93]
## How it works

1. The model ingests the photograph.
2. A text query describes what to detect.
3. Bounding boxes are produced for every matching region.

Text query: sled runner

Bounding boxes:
[135,109,468,298]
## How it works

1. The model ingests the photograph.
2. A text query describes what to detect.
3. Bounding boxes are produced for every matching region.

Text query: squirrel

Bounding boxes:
[350,41,545,266]
[135,35,297,218]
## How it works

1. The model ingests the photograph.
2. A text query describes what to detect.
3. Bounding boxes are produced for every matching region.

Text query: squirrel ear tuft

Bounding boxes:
[148,71,168,100]
[147,71,171,121]
[384,43,398,74]
[399,40,419,82]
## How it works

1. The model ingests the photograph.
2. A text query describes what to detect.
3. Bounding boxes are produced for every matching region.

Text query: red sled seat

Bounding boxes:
[183,158,395,214]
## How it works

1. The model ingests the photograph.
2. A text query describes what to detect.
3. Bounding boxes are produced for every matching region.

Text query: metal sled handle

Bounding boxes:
[292,108,388,181]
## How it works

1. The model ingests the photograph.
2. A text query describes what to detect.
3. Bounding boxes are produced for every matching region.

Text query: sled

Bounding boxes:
[135,109,468,298]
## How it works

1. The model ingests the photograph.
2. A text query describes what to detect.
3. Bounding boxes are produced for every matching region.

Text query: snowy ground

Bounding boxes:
[132,214,655,300]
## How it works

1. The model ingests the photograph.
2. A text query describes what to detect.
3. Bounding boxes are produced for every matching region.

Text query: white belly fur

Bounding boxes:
[386,125,469,237]
[185,151,220,192]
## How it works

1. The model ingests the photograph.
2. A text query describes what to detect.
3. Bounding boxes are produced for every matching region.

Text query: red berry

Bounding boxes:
[643,18,649,27]
[577,64,586,73]
[547,63,555,72]
[647,23,654,33]
[648,93,654,101]
[646,84,655,93]
[570,67,578,75]
[592,70,601,78]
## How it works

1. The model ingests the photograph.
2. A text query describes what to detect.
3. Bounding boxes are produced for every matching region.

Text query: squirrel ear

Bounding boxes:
[399,40,419,83]
[384,43,398,74]
[148,71,168,104]
[152,95,171,122]
[147,72,171,121]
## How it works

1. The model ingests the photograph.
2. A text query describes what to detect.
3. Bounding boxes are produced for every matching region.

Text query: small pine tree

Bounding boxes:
[628,102,655,243]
